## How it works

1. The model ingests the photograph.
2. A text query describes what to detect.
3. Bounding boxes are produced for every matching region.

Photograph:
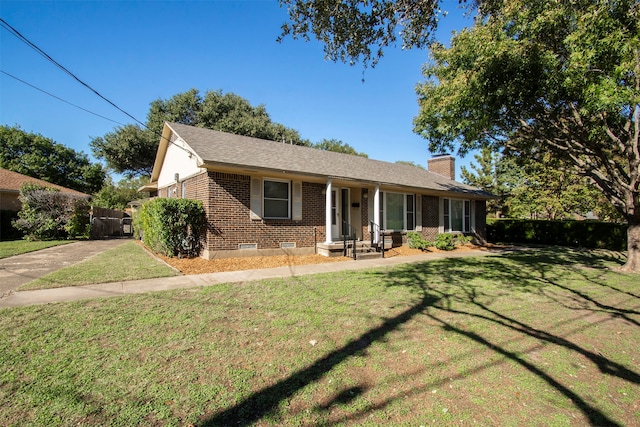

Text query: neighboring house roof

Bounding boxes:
[154,122,493,198]
[0,168,90,198]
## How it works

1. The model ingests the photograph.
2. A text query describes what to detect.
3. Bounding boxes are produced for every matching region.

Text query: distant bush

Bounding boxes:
[434,233,472,251]
[407,232,471,251]
[135,198,206,258]
[12,184,90,240]
[487,219,627,250]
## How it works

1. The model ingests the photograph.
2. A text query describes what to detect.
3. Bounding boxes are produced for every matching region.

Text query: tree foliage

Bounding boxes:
[395,160,426,169]
[92,176,151,210]
[0,125,106,194]
[279,0,447,68]
[13,183,90,240]
[313,138,368,157]
[91,89,310,177]
[413,0,639,269]
[504,153,606,221]
[461,148,616,220]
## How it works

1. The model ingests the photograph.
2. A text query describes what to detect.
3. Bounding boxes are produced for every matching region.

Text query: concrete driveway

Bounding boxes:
[0,239,129,297]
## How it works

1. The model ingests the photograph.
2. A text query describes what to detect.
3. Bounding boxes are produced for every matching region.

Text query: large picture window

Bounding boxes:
[379,192,416,231]
[443,198,471,233]
[263,180,290,219]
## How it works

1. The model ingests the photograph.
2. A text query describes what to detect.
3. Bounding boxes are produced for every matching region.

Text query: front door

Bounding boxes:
[331,188,351,240]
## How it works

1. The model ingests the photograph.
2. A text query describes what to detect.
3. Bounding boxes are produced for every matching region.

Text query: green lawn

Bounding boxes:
[1,248,638,426]
[18,241,178,290]
[0,239,74,259]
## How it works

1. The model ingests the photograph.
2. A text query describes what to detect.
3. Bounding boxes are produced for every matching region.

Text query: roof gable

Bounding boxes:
[161,122,491,198]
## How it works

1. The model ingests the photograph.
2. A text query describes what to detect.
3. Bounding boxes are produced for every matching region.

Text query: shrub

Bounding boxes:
[434,233,471,251]
[12,184,90,240]
[486,219,627,250]
[407,232,470,251]
[136,198,206,257]
[407,231,432,251]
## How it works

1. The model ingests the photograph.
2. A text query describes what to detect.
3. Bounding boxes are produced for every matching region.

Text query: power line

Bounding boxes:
[0,69,125,125]
[0,18,146,128]
[0,18,198,159]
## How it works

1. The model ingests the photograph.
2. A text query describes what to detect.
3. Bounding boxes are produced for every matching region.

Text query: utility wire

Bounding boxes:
[0,69,125,125]
[0,18,146,128]
[0,18,197,159]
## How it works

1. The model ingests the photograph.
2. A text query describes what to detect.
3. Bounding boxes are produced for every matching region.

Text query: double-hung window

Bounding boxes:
[379,192,416,231]
[263,179,290,219]
[443,198,471,233]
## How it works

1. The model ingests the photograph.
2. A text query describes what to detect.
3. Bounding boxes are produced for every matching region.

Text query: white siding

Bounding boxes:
[158,137,202,189]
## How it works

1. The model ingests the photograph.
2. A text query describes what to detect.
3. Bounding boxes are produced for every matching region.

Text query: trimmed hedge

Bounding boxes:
[486,219,627,251]
[135,198,206,257]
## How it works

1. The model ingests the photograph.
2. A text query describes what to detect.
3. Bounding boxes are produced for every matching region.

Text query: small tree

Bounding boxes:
[13,184,90,240]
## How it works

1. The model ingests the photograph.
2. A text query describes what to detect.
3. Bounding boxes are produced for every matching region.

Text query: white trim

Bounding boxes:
[373,185,380,244]
[441,198,472,233]
[292,181,302,221]
[250,177,262,220]
[379,191,417,232]
[415,195,423,231]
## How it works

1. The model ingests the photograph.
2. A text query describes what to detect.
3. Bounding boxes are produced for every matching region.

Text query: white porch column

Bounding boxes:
[373,184,380,244]
[325,179,333,244]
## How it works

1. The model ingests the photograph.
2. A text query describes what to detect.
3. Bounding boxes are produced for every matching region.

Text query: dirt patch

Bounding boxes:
[149,243,490,275]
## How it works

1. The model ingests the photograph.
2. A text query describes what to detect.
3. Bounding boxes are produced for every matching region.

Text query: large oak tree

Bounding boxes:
[413,0,639,270]
[282,0,640,271]
[91,89,310,177]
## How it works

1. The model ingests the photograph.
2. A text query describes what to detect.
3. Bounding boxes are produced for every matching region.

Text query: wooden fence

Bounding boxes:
[90,207,133,238]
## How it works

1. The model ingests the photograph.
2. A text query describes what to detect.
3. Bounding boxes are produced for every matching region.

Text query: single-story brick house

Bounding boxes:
[141,122,493,259]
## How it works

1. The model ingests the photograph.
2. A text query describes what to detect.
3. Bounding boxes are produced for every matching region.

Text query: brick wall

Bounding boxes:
[361,190,371,242]
[191,172,327,252]
[421,195,440,240]
[167,172,488,253]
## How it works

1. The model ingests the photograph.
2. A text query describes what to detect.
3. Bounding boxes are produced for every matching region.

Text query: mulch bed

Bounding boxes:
[149,243,488,276]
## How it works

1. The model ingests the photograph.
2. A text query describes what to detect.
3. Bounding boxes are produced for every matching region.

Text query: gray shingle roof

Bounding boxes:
[166,122,492,198]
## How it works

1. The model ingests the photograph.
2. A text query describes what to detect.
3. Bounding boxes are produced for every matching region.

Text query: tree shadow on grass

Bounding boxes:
[376,249,639,426]
[200,248,638,426]
[200,291,441,426]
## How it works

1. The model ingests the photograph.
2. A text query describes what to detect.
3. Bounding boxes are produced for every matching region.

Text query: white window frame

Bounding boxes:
[379,191,417,231]
[442,198,472,233]
[262,178,291,219]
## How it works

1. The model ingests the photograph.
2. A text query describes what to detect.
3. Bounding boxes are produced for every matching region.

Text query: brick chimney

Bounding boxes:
[428,155,455,180]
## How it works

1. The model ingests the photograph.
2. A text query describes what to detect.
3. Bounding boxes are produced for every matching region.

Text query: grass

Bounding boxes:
[0,239,74,259]
[1,247,639,426]
[18,241,178,290]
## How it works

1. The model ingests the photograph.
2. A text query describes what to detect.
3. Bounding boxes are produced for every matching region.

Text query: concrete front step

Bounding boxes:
[317,241,382,258]
[353,250,382,260]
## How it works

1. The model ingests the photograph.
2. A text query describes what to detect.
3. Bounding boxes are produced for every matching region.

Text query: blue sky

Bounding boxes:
[1,1,473,181]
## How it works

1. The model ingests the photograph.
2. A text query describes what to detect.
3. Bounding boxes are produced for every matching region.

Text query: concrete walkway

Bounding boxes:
[0,247,512,308]
[0,239,129,298]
